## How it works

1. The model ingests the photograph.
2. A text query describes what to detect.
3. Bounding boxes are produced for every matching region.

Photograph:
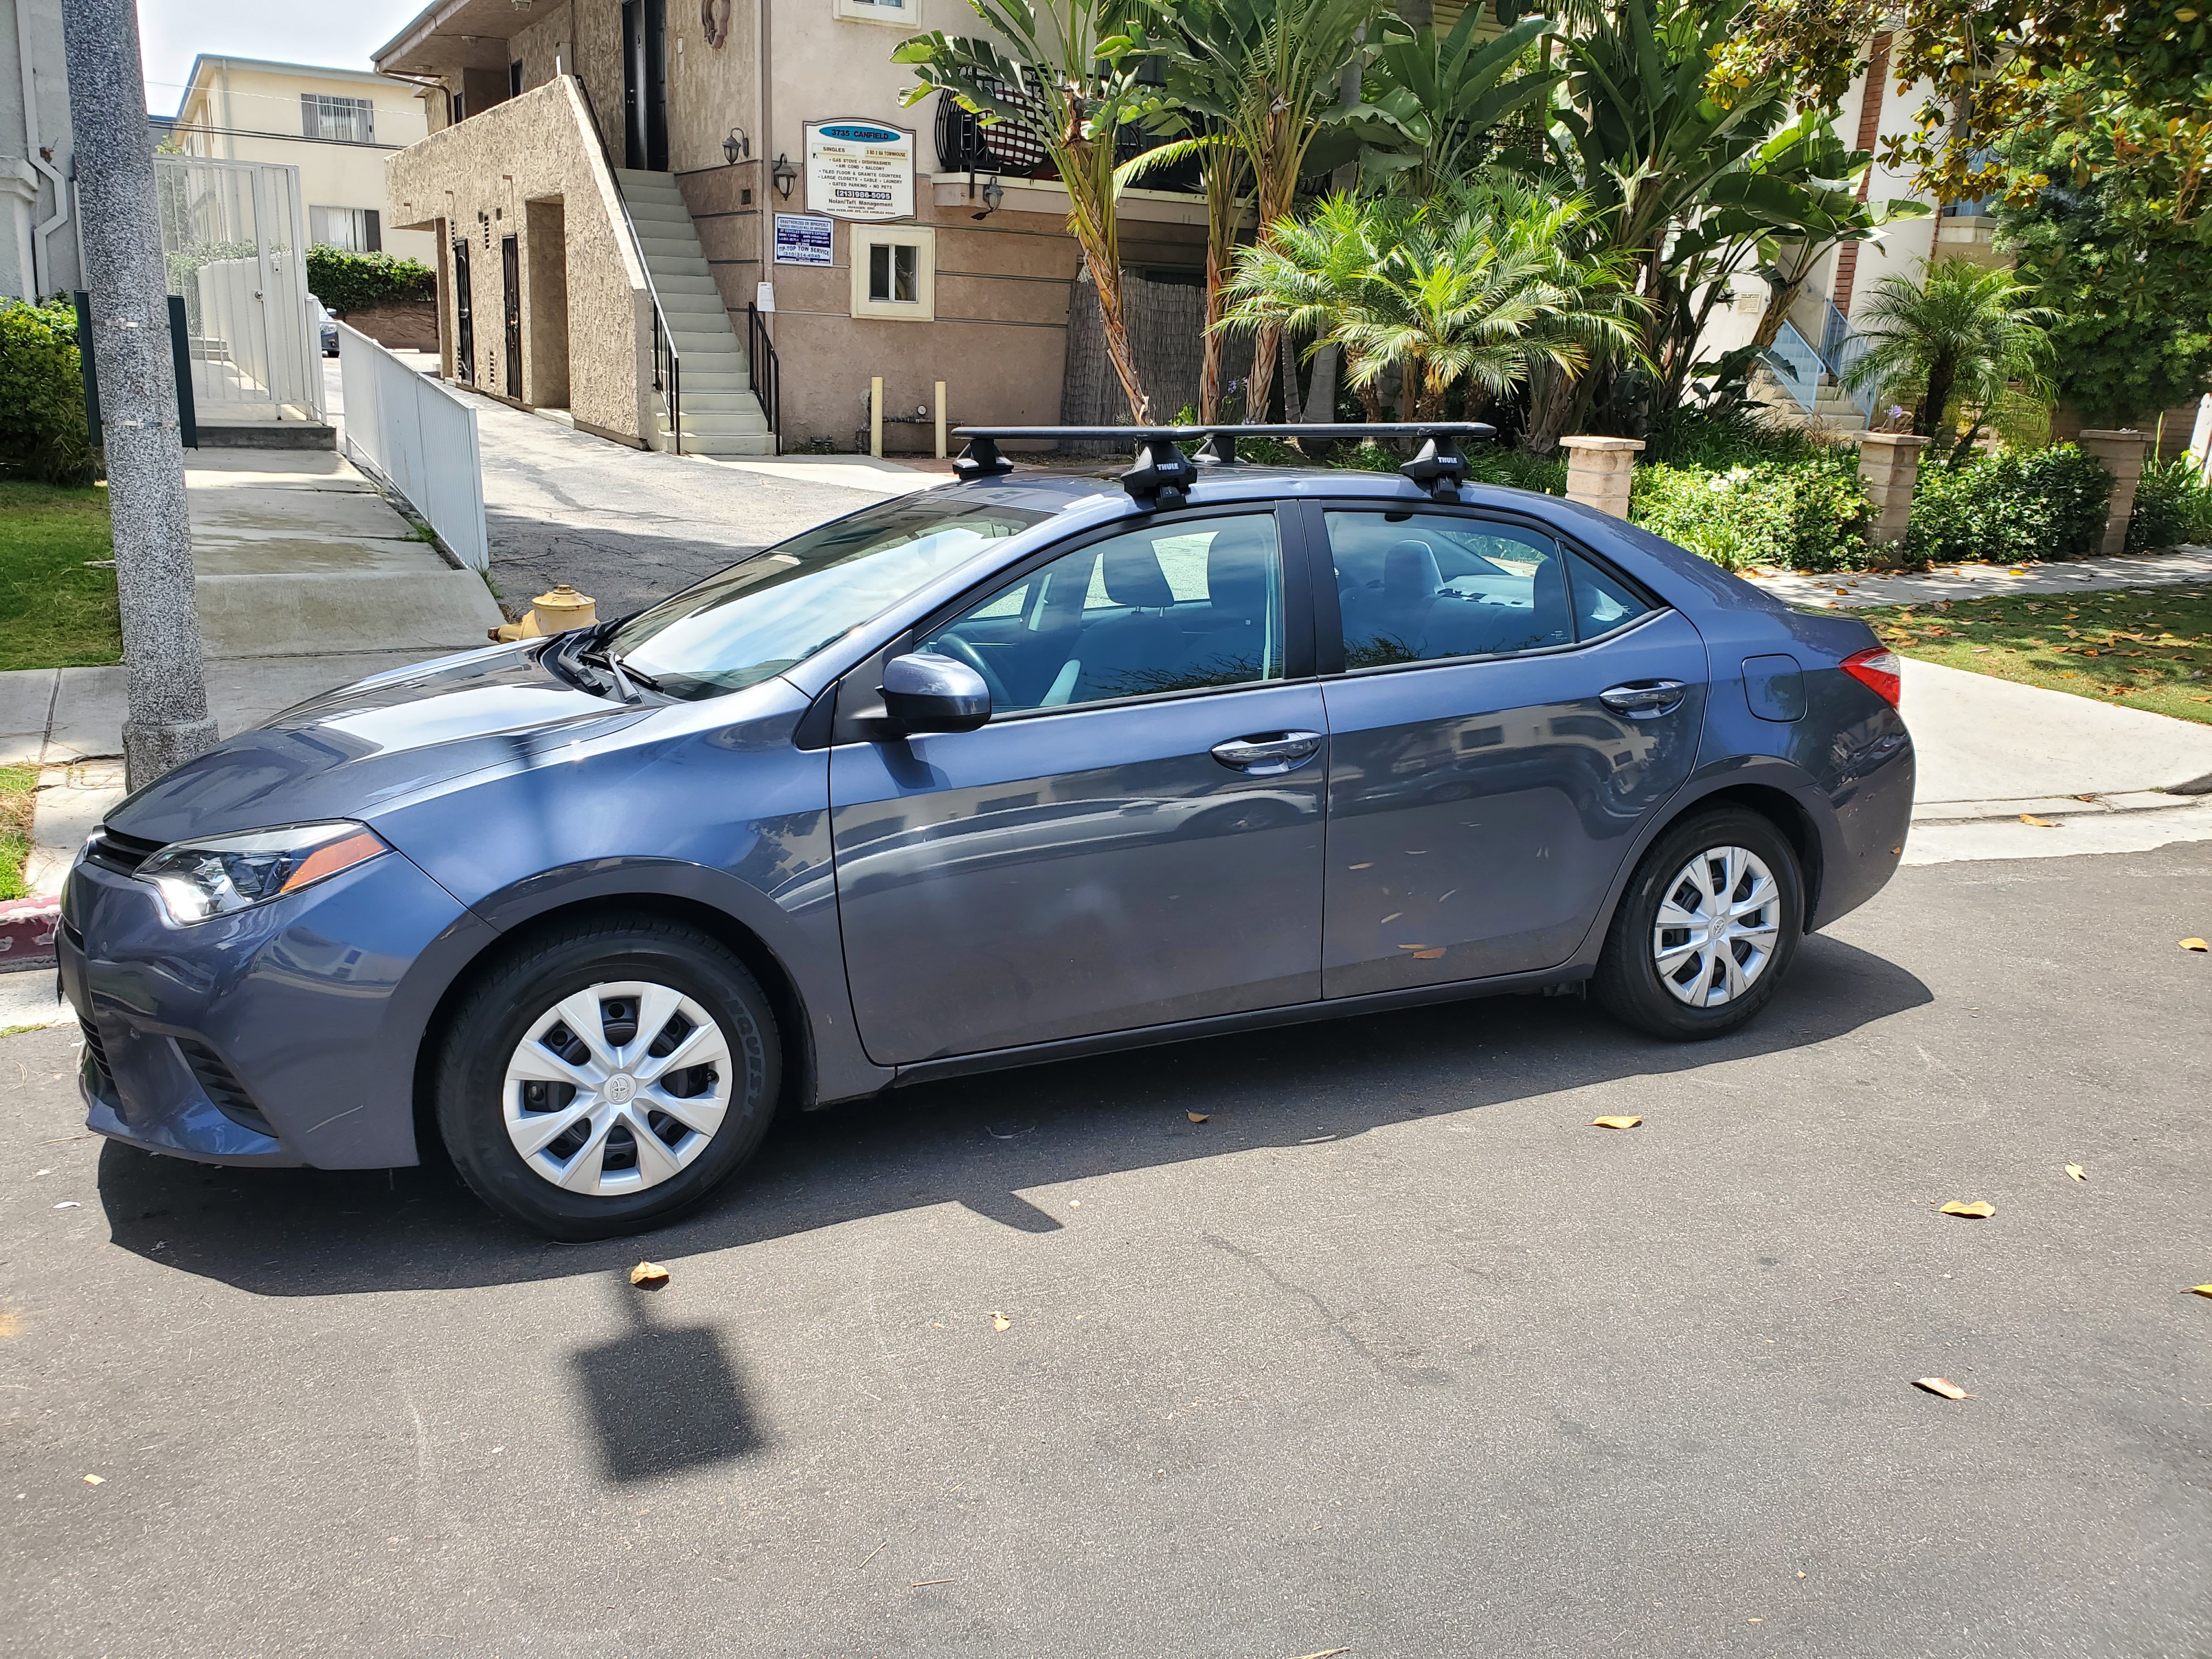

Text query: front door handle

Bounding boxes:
[1210,730,1324,776]
[1599,680,1687,718]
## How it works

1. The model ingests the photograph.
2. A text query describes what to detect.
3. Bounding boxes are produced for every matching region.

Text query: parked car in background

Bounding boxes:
[309,294,338,357]
[58,426,1914,1240]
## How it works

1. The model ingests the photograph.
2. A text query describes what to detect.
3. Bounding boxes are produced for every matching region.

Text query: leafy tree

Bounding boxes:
[1842,258,2057,459]
[897,0,1170,420]
[1221,181,1640,423]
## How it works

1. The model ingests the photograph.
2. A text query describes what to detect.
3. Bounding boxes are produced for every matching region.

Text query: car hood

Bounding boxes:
[109,644,643,846]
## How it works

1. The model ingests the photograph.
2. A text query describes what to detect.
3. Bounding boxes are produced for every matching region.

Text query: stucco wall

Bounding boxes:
[387,77,651,443]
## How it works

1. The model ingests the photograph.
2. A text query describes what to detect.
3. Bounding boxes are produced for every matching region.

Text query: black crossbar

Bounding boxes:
[949,422,1496,505]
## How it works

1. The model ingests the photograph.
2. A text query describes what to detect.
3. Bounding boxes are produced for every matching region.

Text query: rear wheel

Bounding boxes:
[433,917,778,1239]
[1593,808,1803,1040]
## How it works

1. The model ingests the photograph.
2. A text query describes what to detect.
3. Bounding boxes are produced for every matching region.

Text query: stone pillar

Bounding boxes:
[1559,436,1644,520]
[1848,431,1933,558]
[2076,428,2149,556]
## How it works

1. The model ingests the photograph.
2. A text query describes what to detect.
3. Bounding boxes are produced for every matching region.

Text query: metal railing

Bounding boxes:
[745,302,780,452]
[1761,321,1823,414]
[336,320,488,570]
[573,76,684,455]
[1813,292,1875,417]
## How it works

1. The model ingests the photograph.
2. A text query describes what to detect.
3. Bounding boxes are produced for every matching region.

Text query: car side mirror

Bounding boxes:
[879,652,990,735]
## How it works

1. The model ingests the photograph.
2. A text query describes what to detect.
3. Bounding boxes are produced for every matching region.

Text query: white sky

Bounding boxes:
[138,0,430,116]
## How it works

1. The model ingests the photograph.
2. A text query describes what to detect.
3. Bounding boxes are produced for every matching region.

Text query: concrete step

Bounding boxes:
[640,254,710,278]
[662,407,770,435]
[668,330,742,354]
[665,431,777,458]
[638,237,707,262]
[627,199,692,222]
[678,371,754,394]
[676,389,762,412]
[653,272,721,296]
[658,291,727,315]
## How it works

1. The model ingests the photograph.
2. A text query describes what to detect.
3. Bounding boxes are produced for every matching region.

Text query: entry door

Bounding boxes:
[500,235,522,399]
[1312,505,1708,998]
[451,236,475,384]
[622,0,669,171]
[831,509,1327,1065]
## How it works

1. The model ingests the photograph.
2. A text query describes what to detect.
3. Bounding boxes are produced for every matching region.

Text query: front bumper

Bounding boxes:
[61,844,481,1169]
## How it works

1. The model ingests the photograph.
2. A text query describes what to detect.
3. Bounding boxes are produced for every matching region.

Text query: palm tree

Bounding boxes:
[1222,180,1643,425]
[1843,258,2058,458]
[896,0,1169,422]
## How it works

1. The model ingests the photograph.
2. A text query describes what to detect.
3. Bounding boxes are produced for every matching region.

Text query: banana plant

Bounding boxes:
[1349,6,1562,199]
[895,0,1170,421]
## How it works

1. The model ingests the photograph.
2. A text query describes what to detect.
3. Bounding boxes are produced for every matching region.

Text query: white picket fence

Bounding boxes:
[335,323,488,571]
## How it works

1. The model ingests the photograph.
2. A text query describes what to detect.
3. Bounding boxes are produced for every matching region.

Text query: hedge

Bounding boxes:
[1630,450,1872,573]
[305,247,436,315]
[2127,458,2212,552]
[1906,445,2112,566]
[0,298,96,486]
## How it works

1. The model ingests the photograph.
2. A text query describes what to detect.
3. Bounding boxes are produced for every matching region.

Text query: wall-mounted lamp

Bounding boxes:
[723,126,749,165]
[971,175,1005,220]
[770,152,797,200]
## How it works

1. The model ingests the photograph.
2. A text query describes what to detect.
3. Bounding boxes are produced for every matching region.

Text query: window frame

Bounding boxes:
[832,0,918,25]
[848,224,936,321]
[840,501,1318,735]
[1298,499,1667,679]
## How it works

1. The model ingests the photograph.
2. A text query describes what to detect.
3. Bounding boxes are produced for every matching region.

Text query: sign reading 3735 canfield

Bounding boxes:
[804,120,915,222]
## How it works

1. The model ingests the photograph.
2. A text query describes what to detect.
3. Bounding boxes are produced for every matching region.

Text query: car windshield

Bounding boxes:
[602,493,1053,700]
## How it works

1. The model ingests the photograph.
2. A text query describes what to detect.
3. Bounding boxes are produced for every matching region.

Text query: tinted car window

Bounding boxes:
[608,494,1051,699]
[1325,510,1570,668]
[1566,548,1653,640]
[919,513,1284,712]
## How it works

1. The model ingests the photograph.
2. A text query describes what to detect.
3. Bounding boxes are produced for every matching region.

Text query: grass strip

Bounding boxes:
[0,763,37,901]
[1856,583,2212,726]
[0,481,122,671]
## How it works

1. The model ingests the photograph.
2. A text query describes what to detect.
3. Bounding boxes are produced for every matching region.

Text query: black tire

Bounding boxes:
[433,916,780,1240]
[1592,806,1804,1041]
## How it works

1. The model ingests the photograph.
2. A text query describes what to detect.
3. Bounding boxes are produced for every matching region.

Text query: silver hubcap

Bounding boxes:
[503,980,732,1197]
[1653,845,1781,1007]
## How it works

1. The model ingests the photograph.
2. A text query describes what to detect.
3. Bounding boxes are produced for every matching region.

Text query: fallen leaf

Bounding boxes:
[2065,1164,2086,1182]
[1592,1115,1643,1130]
[628,1261,669,1286]
[82,1474,105,1485]
[2019,814,2059,827]
[2189,1286,2212,1300]
[2008,567,2025,574]
[53,1201,80,1210]
[1186,1111,1209,1124]
[1913,1376,1969,1401]
[2181,938,2209,952]
[1939,1200,1994,1218]
[1412,948,1446,960]
[991,1312,1011,1332]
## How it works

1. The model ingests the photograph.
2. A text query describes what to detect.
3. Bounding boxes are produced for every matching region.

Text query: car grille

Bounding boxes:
[176,1039,275,1138]
[78,1017,117,1102]
[83,825,165,878]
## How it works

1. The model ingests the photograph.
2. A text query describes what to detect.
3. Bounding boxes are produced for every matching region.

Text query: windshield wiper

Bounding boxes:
[578,646,664,702]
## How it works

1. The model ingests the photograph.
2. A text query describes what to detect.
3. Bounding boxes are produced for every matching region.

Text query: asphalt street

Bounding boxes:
[3,841,2209,1658]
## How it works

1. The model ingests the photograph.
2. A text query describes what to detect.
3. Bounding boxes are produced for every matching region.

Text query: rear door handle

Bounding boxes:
[1599,680,1687,718]
[1210,730,1324,775]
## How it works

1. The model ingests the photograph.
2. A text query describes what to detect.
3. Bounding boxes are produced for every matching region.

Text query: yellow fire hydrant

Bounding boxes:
[489,583,599,644]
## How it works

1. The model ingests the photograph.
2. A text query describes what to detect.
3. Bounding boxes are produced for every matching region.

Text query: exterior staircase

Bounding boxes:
[613,169,774,458]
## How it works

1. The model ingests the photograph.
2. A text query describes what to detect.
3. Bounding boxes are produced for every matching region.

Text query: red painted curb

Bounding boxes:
[0,895,60,970]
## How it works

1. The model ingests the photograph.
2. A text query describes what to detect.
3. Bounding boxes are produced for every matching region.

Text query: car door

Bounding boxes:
[830,505,1328,1065]
[1311,503,1707,999]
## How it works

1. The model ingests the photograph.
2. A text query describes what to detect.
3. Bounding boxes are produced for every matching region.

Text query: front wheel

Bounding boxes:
[433,916,780,1239]
[1593,808,1804,1041]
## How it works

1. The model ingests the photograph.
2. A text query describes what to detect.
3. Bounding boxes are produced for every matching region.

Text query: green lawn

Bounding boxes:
[1858,583,2212,726]
[0,763,35,901]
[0,481,122,670]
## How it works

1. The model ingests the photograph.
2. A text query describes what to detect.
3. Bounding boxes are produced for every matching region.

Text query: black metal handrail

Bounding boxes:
[746,302,780,454]
[572,74,683,454]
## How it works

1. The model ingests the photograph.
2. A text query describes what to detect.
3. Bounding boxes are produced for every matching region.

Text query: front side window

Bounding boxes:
[607,495,1052,699]
[1327,511,1593,668]
[918,513,1284,713]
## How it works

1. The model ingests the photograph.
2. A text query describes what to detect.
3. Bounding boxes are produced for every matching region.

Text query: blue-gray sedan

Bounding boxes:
[60,427,1914,1238]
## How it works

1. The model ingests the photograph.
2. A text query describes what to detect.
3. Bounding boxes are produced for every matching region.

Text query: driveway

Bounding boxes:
[4,840,2208,1656]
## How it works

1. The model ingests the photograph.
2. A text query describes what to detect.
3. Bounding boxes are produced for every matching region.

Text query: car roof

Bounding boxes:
[946,464,1558,515]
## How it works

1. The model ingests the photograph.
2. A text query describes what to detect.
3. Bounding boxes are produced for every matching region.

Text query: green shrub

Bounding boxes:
[2127,458,2212,552]
[1630,451,1872,572]
[0,298,96,486]
[304,246,436,315]
[1643,407,1828,470]
[1906,444,2112,566]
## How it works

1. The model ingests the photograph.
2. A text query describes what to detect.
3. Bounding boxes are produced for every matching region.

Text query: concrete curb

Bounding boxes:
[1911,790,2209,827]
[0,895,60,972]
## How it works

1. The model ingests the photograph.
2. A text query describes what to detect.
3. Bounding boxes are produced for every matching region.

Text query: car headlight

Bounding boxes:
[134,821,391,925]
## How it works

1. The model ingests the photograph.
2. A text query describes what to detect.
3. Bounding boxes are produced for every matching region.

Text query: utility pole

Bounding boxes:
[62,0,217,786]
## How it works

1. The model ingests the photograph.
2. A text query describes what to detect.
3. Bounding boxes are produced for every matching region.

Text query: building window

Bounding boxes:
[510,60,525,98]
[833,0,914,24]
[849,225,935,321]
[300,93,376,144]
[310,206,382,252]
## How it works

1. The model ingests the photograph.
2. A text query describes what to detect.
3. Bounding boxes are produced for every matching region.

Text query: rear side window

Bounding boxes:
[1324,511,1571,668]
[1565,548,1653,640]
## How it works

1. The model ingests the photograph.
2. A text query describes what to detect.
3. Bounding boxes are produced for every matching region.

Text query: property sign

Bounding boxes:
[772,213,834,266]
[804,120,915,221]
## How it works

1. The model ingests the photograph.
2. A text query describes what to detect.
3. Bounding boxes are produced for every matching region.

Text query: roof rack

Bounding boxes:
[948,422,1497,507]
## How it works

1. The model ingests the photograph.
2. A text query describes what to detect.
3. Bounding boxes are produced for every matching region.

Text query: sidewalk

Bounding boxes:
[1747,544,2212,610]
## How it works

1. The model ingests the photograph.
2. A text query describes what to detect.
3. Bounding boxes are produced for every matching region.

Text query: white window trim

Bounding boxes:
[849,224,936,322]
[832,0,917,24]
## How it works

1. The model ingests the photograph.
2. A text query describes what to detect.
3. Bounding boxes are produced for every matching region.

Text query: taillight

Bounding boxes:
[1841,646,1902,708]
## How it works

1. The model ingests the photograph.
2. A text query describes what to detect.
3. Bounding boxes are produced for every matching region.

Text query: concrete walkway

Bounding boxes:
[1749,544,2212,610]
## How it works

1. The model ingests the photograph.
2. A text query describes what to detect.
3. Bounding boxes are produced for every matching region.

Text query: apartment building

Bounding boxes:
[371,0,1211,456]
[171,55,435,266]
